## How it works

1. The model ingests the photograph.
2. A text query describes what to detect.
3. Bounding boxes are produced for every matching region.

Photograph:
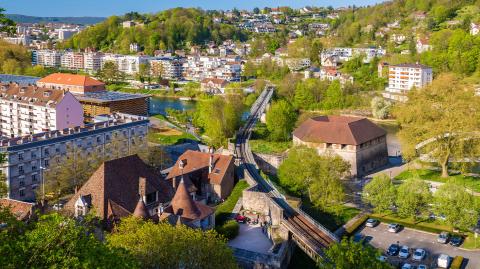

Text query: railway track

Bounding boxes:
[236,87,338,259]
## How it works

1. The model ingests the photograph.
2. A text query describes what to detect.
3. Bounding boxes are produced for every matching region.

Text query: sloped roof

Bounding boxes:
[65,155,174,220]
[132,198,150,219]
[0,198,35,221]
[293,115,386,145]
[166,150,233,185]
[38,73,105,87]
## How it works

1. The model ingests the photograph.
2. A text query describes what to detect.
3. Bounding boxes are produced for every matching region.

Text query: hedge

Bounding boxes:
[370,214,463,236]
[451,256,464,269]
[345,214,369,235]
[216,220,240,240]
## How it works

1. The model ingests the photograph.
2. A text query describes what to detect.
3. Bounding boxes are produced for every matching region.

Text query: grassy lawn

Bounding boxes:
[302,201,361,231]
[249,123,291,154]
[215,180,250,227]
[147,131,197,145]
[395,169,480,193]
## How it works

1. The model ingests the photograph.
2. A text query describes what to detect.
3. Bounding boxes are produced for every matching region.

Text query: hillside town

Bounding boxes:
[0,1,480,269]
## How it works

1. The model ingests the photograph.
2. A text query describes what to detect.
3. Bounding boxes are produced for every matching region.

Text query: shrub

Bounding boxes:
[451,256,464,269]
[345,214,369,235]
[216,220,240,240]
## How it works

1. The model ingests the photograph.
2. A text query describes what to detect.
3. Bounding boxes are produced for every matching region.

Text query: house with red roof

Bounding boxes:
[293,116,388,177]
[166,150,235,203]
[0,198,37,221]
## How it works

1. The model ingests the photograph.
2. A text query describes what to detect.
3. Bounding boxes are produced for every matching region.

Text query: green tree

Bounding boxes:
[107,217,237,269]
[322,80,345,110]
[396,178,431,219]
[362,174,396,213]
[137,62,151,84]
[266,100,297,141]
[394,74,480,177]
[0,213,136,269]
[370,97,392,120]
[433,180,479,230]
[278,146,350,213]
[319,238,392,269]
[0,8,15,34]
[97,61,124,84]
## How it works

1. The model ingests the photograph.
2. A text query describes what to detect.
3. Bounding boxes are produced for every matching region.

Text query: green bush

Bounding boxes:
[345,214,369,235]
[451,256,464,269]
[216,220,240,240]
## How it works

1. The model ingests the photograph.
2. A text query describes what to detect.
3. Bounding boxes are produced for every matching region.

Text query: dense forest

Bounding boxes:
[62,8,248,55]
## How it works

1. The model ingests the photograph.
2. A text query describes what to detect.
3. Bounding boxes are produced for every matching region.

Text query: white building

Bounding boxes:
[33,50,63,67]
[57,28,80,40]
[101,54,150,75]
[83,52,103,72]
[416,38,432,54]
[0,113,148,202]
[2,35,30,46]
[150,57,184,80]
[60,51,84,70]
[182,55,242,81]
[383,63,433,102]
[470,23,480,35]
[0,83,84,138]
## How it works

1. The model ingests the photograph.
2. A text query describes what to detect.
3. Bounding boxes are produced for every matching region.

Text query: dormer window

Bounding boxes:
[179,159,186,169]
[43,91,51,97]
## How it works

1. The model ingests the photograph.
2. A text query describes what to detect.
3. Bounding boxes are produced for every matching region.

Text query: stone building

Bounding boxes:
[293,115,388,177]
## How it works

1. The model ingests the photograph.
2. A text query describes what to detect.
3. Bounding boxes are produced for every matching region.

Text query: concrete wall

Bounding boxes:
[253,153,285,175]
[242,186,284,227]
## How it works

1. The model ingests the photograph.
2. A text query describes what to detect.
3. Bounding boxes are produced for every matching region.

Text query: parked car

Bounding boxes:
[412,248,426,261]
[353,233,364,243]
[401,263,415,269]
[387,243,400,256]
[399,246,410,259]
[388,223,401,233]
[366,218,379,228]
[449,235,463,247]
[437,254,451,268]
[417,265,428,269]
[437,232,450,244]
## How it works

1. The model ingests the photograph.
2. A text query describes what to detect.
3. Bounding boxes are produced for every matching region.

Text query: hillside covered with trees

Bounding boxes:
[62,8,248,55]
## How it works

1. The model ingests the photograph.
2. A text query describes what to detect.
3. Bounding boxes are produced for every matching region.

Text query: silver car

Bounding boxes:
[388,223,401,233]
[437,232,450,244]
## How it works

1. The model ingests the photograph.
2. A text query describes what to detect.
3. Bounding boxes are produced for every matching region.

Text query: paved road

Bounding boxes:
[358,223,480,268]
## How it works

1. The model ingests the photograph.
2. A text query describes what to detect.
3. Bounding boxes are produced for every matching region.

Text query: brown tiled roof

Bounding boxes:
[0,83,69,108]
[162,179,213,222]
[65,155,174,220]
[293,115,386,145]
[201,77,228,86]
[0,198,35,221]
[38,73,105,87]
[132,198,150,219]
[166,150,233,185]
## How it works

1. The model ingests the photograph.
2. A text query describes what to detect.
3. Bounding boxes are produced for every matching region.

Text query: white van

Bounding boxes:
[437,254,451,268]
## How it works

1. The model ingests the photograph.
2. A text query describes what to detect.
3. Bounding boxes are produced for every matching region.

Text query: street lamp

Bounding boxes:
[39,166,47,202]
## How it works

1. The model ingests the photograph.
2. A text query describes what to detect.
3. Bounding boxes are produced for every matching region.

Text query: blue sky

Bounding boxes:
[3,0,383,17]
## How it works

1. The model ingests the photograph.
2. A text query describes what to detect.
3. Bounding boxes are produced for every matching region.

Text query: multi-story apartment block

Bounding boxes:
[321,47,386,64]
[34,50,62,67]
[60,51,85,70]
[57,28,80,40]
[182,56,242,81]
[150,57,184,80]
[383,63,433,102]
[0,83,84,138]
[83,52,103,72]
[101,54,150,75]
[0,113,148,202]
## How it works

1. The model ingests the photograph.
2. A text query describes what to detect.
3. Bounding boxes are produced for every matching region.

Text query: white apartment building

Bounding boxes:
[2,35,30,46]
[101,54,150,75]
[383,63,433,102]
[0,83,84,138]
[33,50,62,67]
[60,51,84,70]
[0,113,148,202]
[83,52,103,72]
[182,56,242,81]
[321,47,386,64]
[150,57,184,80]
[57,28,80,40]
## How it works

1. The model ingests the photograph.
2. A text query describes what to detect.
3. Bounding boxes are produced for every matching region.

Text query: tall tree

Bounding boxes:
[107,217,237,269]
[394,74,480,177]
[266,100,297,141]
[433,180,479,230]
[0,8,15,35]
[362,174,396,213]
[319,238,392,269]
[396,178,431,219]
[278,146,350,213]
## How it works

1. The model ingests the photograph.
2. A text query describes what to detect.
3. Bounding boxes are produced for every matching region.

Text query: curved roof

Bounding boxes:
[293,115,386,146]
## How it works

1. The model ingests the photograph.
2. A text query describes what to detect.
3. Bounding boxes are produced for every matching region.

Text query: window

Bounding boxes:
[18,166,24,175]
[76,205,85,217]
[18,153,24,161]
[146,192,157,204]
[19,180,25,187]
[19,189,25,197]
[32,174,37,182]
[44,148,49,156]
[44,159,49,168]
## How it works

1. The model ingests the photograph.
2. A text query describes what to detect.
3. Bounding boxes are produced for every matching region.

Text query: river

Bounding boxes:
[149,97,196,116]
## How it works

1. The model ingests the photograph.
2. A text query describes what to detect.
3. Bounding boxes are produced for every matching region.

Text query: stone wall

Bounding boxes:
[253,153,285,175]
[242,186,284,228]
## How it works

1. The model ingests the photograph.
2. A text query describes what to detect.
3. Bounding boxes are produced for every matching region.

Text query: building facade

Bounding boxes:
[0,113,149,202]
[383,63,433,102]
[293,116,388,177]
[0,83,84,138]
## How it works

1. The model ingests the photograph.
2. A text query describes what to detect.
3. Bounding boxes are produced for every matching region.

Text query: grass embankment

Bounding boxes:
[249,123,291,154]
[215,180,250,227]
[395,169,480,193]
[148,115,198,145]
[369,212,480,250]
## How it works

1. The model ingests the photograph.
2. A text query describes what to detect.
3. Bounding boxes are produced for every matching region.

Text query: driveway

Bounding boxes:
[358,223,480,268]
[228,223,272,254]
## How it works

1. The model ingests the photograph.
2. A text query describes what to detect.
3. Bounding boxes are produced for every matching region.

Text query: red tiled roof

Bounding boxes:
[167,150,233,185]
[293,115,386,145]
[38,73,105,87]
[0,198,35,221]
[0,83,69,108]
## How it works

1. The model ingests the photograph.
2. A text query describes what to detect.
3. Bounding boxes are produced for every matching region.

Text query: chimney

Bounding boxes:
[179,159,186,169]
[138,177,146,201]
[209,155,214,173]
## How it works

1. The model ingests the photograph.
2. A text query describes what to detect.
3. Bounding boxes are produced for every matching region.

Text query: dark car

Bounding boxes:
[449,236,463,247]
[387,243,400,256]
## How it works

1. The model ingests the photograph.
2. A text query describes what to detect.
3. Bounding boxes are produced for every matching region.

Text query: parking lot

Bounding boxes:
[358,223,480,269]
